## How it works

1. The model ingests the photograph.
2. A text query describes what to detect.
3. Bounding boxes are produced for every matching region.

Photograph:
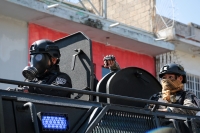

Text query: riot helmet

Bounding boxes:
[159,63,187,83]
[22,39,60,80]
[29,39,60,58]
[103,55,116,61]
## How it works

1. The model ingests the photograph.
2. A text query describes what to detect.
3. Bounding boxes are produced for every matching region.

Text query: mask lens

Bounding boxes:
[35,54,43,61]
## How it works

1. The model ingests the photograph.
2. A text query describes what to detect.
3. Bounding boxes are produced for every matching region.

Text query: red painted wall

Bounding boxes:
[28,23,68,61]
[28,23,155,80]
[93,41,155,79]
[28,23,68,49]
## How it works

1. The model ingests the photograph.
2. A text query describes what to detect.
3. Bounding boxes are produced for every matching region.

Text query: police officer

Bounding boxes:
[94,54,120,89]
[103,55,120,72]
[90,55,120,101]
[20,39,72,98]
[149,63,198,115]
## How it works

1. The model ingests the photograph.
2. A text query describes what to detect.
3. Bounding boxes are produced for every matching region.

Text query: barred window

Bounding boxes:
[156,51,200,98]
[185,73,200,98]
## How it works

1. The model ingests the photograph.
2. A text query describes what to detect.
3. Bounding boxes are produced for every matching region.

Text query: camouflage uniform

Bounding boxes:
[103,55,120,72]
[150,90,198,115]
[109,61,120,72]
[150,63,200,116]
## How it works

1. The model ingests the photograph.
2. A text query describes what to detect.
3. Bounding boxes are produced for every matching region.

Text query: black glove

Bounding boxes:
[22,86,29,93]
[7,87,17,91]
[7,86,29,92]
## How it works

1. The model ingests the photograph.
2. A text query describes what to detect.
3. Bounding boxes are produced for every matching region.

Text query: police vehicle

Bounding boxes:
[0,32,199,133]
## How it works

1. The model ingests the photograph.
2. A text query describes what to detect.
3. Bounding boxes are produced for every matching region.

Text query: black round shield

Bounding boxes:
[96,72,115,102]
[106,67,162,107]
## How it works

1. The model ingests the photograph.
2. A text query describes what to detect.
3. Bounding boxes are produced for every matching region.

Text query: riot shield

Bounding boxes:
[106,67,162,107]
[54,32,94,100]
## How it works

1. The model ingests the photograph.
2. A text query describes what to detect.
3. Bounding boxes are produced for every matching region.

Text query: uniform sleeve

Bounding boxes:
[50,73,72,98]
[145,93,160,109]
[23,79,35,93]
[168,92,198,115]
[52,73,72,88]
[109,61,121,72]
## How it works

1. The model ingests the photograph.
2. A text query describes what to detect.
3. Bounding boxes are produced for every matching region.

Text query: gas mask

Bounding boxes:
[22,54,51,80]
[161,79,184,102]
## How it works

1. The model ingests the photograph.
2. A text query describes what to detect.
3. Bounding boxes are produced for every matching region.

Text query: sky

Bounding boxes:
[66,0,200,25]
[174,0,200,25]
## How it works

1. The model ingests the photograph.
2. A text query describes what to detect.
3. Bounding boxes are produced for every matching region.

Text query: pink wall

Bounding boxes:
[28,23,155,80]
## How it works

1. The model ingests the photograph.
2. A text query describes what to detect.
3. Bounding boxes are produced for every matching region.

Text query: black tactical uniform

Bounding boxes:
[21,39,72,98]
[25,65,72,98]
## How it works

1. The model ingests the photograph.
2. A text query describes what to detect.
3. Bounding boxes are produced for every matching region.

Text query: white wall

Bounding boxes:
[0,14,28,89]
[176,50,200,76]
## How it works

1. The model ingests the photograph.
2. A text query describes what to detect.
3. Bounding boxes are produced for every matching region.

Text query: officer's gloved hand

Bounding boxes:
[7,86,29,93]
[21,86,29,93]
[103,55,120,71]
[7,87,17,91]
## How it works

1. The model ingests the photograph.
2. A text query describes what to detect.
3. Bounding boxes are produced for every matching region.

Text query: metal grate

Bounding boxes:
[91,110,156,133]
[191,119,200,133]
[193,122,200,133]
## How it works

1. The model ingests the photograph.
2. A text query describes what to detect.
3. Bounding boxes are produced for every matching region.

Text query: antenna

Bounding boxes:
[155,0,177,32]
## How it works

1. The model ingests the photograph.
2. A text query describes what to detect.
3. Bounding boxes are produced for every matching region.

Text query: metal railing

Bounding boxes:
[1,77,200,133]
[0,78,200,112]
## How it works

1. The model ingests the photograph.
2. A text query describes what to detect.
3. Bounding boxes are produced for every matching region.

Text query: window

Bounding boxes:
[156,51,200,98]
[185,73,200,98]
[102,67,110,77]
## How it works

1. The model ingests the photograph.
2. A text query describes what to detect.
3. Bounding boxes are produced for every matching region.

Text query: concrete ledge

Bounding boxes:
[1,0,175,56]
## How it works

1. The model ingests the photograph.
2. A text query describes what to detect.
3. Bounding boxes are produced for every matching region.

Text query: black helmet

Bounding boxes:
[103,55,116,61]
[159,63,187,83]
[30,39,60,58]
[22,39,60,80]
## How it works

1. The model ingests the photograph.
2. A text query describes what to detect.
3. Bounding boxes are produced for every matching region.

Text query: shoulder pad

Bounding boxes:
[185,90,196,96]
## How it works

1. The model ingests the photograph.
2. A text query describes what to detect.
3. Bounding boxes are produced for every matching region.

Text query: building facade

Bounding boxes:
[0,0,174,91]
[86,0,200,98]
[156,22,200,98]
